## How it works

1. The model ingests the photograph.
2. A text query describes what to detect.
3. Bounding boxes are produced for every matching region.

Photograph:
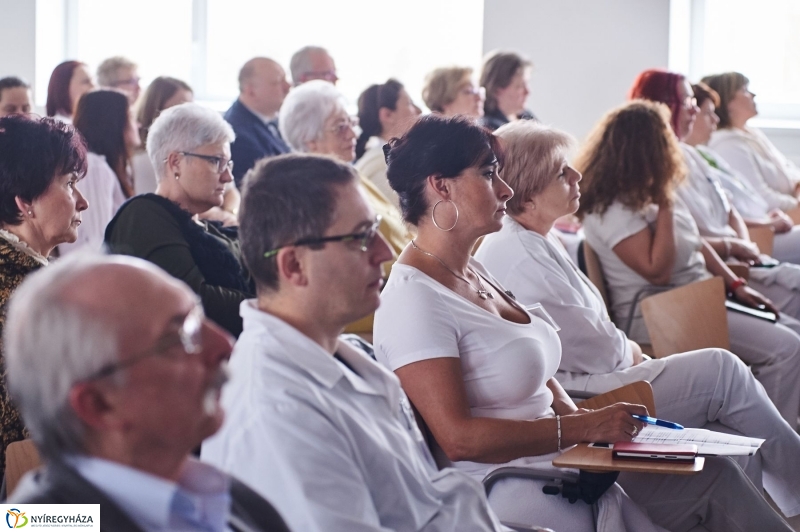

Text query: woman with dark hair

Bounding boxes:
[0,114,88,478]
[59,90,140,255]
[479,50,536,131]
[686,82,800,263]
[133,76,194,195]
[576,99,800,427]
[45,61,95,123]
[373,114,790,531]
[702,72,800,212]
[354,79,421,208]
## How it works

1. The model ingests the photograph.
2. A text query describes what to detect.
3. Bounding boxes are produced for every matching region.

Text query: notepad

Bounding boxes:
[629,426,764,456]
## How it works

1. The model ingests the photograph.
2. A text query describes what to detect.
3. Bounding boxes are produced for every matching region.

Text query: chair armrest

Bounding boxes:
[482,466,579,497]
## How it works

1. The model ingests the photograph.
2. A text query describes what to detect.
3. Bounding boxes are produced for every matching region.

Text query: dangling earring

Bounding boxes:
[431,200,458,231]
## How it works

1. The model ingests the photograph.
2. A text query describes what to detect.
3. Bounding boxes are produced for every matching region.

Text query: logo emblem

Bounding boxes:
[5,509,27,528]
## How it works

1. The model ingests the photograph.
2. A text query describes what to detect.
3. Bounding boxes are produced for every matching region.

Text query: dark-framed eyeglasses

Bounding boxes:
[263,216,382,258]
[84,305,205,381]
[179,152,234,175]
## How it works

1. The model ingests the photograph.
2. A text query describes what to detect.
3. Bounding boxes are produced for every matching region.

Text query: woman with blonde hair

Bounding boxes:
[421,67,484,118]
[576,99,800,428]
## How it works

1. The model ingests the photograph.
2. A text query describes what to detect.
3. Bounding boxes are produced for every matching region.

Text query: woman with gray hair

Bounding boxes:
[105,103,253,336]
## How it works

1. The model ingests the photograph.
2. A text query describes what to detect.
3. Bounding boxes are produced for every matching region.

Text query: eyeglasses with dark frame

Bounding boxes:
[263,216,382,258]
[83,305,205,381]
[179,152,234,175]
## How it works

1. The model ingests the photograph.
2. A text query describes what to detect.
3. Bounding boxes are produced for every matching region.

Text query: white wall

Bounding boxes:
[483,0,671,142]
[0,0,37,87]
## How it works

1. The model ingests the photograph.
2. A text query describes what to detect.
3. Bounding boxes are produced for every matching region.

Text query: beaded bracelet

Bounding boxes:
[556,415,562,451]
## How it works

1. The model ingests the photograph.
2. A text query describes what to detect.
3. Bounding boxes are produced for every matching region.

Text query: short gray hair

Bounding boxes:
[147,102,235,180]
[290,46,329,83]
[97,56,137,87]
[4,254,126,460]
[495,121,576,216]
[278,80,345,152]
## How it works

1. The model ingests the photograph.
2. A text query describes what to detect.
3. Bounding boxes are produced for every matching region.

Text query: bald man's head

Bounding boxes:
[237,57,291,118]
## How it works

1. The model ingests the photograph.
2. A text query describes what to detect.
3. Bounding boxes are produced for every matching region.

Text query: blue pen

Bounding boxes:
[631,414,684,430]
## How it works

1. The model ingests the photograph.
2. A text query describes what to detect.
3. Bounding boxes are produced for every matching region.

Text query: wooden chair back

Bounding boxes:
[5,440,41,496]
[576,381,656,416]
[640,277,730,358]
[582,241,610,309]
[748,226,775,257]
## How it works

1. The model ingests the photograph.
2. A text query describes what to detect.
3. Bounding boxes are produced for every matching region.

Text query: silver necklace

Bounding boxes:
[410,240,494,300]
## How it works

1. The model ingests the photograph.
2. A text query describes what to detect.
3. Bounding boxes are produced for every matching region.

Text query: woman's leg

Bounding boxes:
[726,309,800,427]
[619,457,792,532]
[649,348,800,516]
[772,227,800,265]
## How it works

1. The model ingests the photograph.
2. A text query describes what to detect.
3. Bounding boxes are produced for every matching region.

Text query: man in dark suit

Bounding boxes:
[3,254,290,532]
[225,57,291,187]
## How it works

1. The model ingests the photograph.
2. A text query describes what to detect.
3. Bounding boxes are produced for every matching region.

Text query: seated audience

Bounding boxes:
[630,69,800,319]
[225,57,291,188]
[422,66,484,118]
[4,254,290,531]
[60,90,138,255]
[0,77,32,118]
[133,76,194,194]
[374,114,790,531]
[685,82,800,264]
[289,45,338,85]
[105,103,253,337]
[479,50,536,130]
[96,56,141,105]
[355,78,421,208]
[576,100,800,425]
[476,120,800,515]
[703,71,800,211]
[202,153,510,532]
[279,80,411,256]
[46,60,95,123]
[0,115,88,478]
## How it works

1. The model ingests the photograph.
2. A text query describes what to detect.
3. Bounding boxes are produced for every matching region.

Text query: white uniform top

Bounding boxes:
[374,260,563,479]
[475,218,666,391]
[709,127,799,211]
[58,152,125,256]
[582,198,710,343]
[201,300,508,532]
[694,145,771,220]
[678,144,737,239]
[354,137,400,210]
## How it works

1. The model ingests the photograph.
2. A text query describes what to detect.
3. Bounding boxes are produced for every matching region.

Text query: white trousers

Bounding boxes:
[772,227,800,265]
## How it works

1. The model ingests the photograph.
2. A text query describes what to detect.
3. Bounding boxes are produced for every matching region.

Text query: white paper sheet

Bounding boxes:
[629,426,765,456]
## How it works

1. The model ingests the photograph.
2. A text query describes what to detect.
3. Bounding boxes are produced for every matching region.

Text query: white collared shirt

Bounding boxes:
[201,300,507,532]
[66,455,231,532]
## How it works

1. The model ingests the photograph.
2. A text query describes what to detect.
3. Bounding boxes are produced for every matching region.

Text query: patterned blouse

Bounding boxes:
[0,231,47,480]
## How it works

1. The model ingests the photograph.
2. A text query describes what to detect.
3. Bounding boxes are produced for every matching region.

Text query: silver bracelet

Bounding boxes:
[556,415,562,451]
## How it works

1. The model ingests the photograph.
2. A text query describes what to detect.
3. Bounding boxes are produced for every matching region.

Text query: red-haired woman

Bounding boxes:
[45,61,95,124]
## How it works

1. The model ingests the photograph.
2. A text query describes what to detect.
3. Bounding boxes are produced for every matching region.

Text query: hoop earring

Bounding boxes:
[431,200,458,231]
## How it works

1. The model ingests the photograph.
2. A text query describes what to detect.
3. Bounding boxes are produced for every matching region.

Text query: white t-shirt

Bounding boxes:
[374,259,562,479]
[695,145,771,220]
[354,137,399,210]
[582,199,710,342]
[59,152,125,256]
[132,150,158,195]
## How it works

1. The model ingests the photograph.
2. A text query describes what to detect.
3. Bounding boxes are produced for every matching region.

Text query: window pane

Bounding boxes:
[205,0,484,108]
[72,0,193,89]
[703,0,800,108]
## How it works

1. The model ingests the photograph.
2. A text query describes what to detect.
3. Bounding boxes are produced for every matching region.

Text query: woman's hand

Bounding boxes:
[563,403,648,445]
[769,210,793,234]
[729,239,760,263]
[733,285,780,317]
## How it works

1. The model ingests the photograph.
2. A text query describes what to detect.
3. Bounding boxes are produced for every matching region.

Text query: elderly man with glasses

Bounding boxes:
[3,253,290,531]
[289,45,338,86]
[97,56,141,105]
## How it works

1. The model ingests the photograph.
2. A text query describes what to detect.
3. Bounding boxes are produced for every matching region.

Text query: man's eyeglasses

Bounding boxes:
[327,117,360,138]
[112,77,141,87]
[302,71,339,83]
[179,152,235,175]
[263,216,382,258]
[84,305,205,381]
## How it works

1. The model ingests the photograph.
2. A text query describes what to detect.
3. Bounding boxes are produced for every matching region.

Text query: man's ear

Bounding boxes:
[68,382,125,431]
[275,247,309,287]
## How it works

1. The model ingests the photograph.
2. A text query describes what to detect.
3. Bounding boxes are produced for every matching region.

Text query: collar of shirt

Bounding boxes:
[65,455,230,532]
[239,99,277,125]
[239,299,402,404]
